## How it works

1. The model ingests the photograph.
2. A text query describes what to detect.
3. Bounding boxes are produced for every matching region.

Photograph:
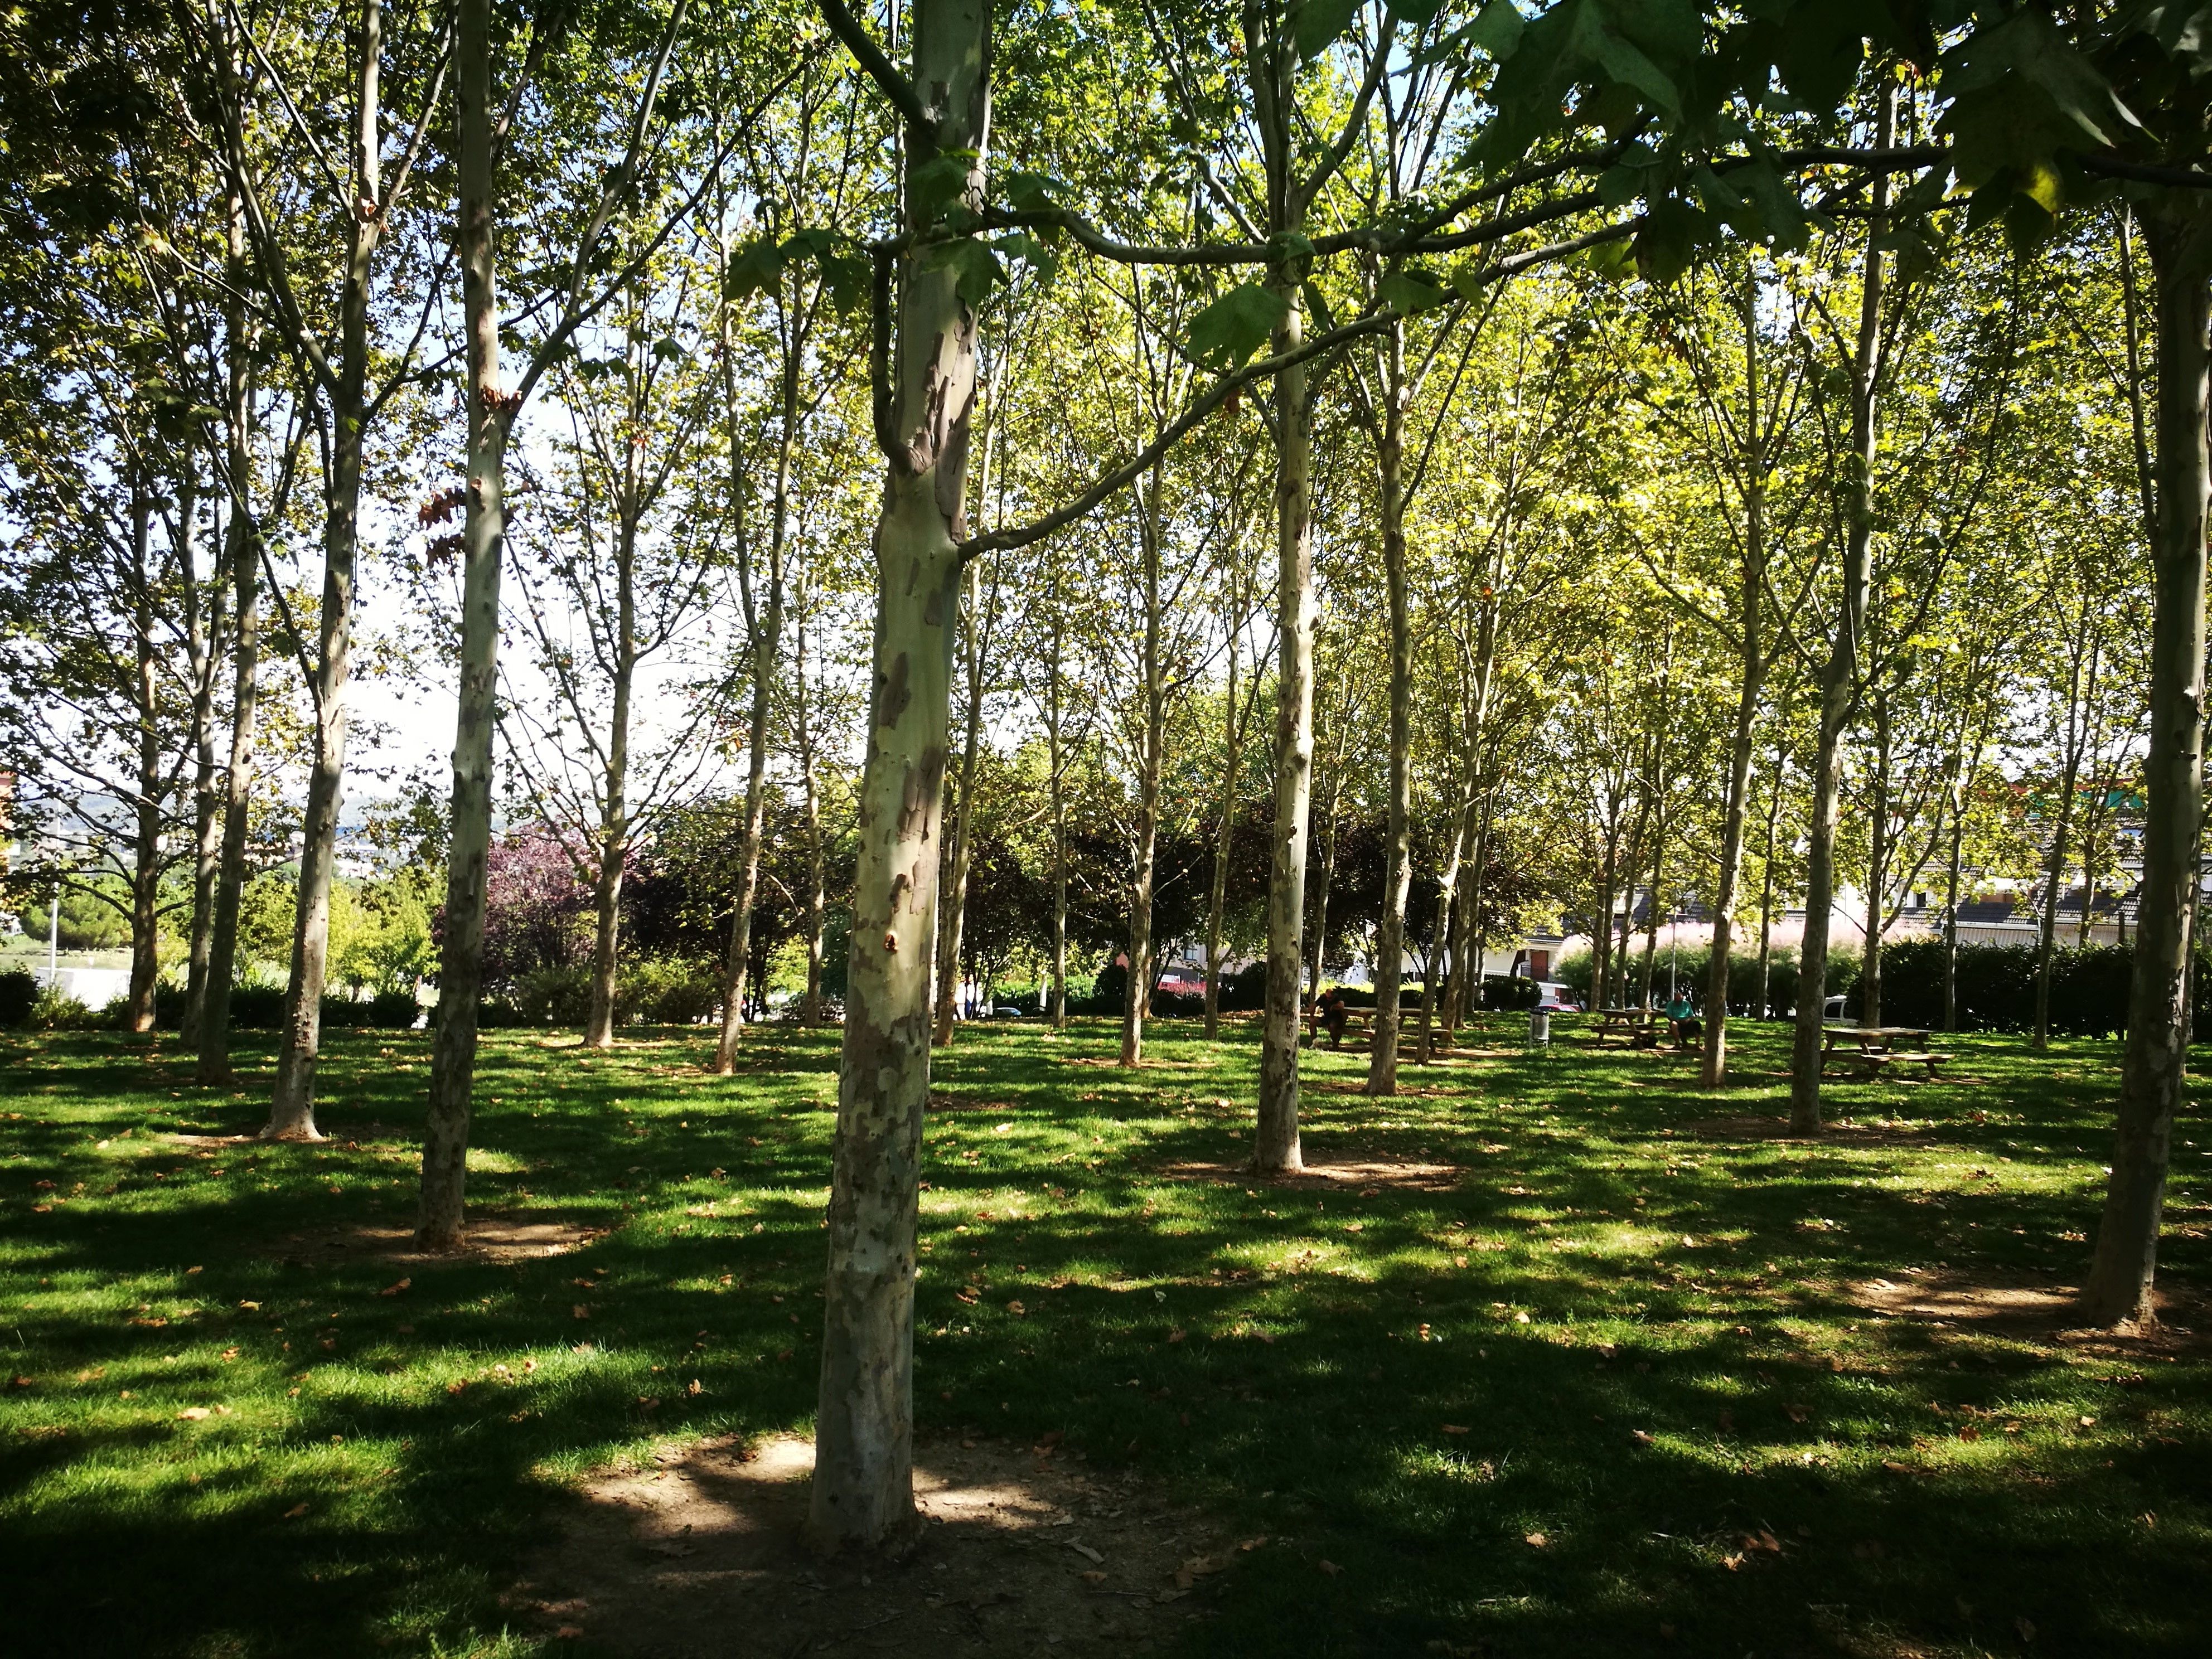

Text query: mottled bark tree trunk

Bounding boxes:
[2085,198,2212,1327]
[810,0,988,1551]
[181,467,224,1048]
[1121,468,1167,1068]
[796,613,827,1026]
[420,0,510,1243]
[933,562,986,1047]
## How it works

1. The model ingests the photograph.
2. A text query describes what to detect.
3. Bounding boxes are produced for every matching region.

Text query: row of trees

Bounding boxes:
[4,0,2209,1553]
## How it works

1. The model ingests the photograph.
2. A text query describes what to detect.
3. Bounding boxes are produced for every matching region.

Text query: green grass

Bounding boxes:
[2,1016,2207,1657]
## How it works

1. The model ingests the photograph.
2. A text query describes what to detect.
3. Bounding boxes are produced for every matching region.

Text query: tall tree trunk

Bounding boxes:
[1368,317,1411,1095]
[2084,198,2212,1327]
[1047,596,1069,1030]
[1757,754,1783,1019]
[200,223,260,1084]
[1702,295,1766,1086]
[714,431,788,1071]
[933,562,986,1047]
[419,0,510,1241]
[1942,745,1968,1035]
[1418,788,1468,1065]
[1121,469,1166,1067]
[1255,263,1314,1175]
[126,474,162,1036]
[2034,630,2092,1049]
[796,613,827,1026]
[1790,82,1891,1136]
[182,467,222,1047]
[1203,593,1242,1041]
[584,509,638,1047]
[268,1,382,1138]
[1861,693,1894,1029]
[810,0,987,1551]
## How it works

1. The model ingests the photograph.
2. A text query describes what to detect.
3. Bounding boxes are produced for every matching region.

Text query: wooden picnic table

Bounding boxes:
[1820,1023,1949,1079]
[1306,1002,1375,1047]
[1592,1006,1658,1048]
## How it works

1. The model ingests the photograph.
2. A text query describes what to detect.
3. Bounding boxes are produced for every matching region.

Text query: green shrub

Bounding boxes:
[229,985,287,1029]
[369,989,422,1028]
[514,965,591,1026]
[618,959,719,1026]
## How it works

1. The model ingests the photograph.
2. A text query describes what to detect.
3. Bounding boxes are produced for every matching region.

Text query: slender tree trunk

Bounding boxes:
[1440,793,1480,1043]
[1255,264,1314,1175]
[1790,84,1891,1135]
[1703,302,1766,1085]
[1368,317,1411,1094]
[584,544,637,1047]
[2085,199,2212,1327]
[1636,808,1666,1011]
[796,615,827,1026]
[714,472,786,1070]
[1862,696,1894,1029]
[2035,638,2089,1050]
[182,468,222,1047]
[126,476,162,1036]
[268,3,382,1138]
[1121,470,1167,1067]
[1203,598,1242,1041]
[200,230,260,1084]
[811,0,987,1550]
[420,0,510,1241]
[1942,748,1968,1035]
[1757,755,1783,1019]
[933,563,986,1047]
[1419,790,1468,1065]
[1047,600,1069,1030]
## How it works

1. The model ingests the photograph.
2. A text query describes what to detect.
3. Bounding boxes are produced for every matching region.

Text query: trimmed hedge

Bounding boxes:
[0,969,37,1028]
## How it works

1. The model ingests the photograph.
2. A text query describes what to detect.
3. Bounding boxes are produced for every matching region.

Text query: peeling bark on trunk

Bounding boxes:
[1255,275,1314,1176]
[796,613,827,1026]
[810,0,988,1553]
[2085,198,2212,1328]
[420,0,509,1243]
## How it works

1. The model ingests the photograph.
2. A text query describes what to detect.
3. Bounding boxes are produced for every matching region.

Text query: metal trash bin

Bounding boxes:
[1527,1008,1551,1048]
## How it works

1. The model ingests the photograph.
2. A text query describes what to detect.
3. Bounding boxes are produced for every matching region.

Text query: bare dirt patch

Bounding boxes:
[1849,1268,2206,1354]
[512,1433,1258,1656]
[1156,1155,1463,1193]
[262,1214,604,1267]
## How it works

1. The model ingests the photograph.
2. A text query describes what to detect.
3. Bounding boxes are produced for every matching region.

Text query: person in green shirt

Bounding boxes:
[1666,992,1702,1050]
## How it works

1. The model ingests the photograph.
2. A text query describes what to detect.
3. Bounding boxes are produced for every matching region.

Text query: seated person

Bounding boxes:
[1666,992,1702,1049]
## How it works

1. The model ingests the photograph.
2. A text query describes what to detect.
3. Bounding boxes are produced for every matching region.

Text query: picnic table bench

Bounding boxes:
[1591,1006,1659,1048]
[1306,1003,1374,1047]
[1820,1024,1949,1079]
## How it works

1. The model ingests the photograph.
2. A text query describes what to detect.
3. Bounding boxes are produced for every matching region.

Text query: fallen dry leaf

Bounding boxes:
[1080,1569,1107,1585]
[1441,1424,1470,1435]
[283,1502,308,1519]
[177,1406,211,1420]
[1318,1559,1343,1576]
[1524,1531,1549,1549]
[380,1278,412,1297]
[1632,1429,1654,1446]
[572,1305,590,1320]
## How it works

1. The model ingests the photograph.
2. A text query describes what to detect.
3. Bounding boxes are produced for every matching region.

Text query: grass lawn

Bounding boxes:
[2,1015,2207,1657]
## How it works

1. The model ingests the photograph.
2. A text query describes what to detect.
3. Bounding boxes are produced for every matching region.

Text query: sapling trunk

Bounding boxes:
[126,476,162,1036]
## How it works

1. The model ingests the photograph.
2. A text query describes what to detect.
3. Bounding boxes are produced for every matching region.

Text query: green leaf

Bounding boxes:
[908,151,977,226]
[820,251,872,315]
[993,231,1061,287]
[723,236,785,302]
[1469,0,1524,57]
[1572,4,1679,116]
[1293,0,1362,62]
[1580,236,1638,283]
[1003,170,1069,214]
[925,239,1003,307]
[1186,283,1291,370]
[1379,269,1451,315]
